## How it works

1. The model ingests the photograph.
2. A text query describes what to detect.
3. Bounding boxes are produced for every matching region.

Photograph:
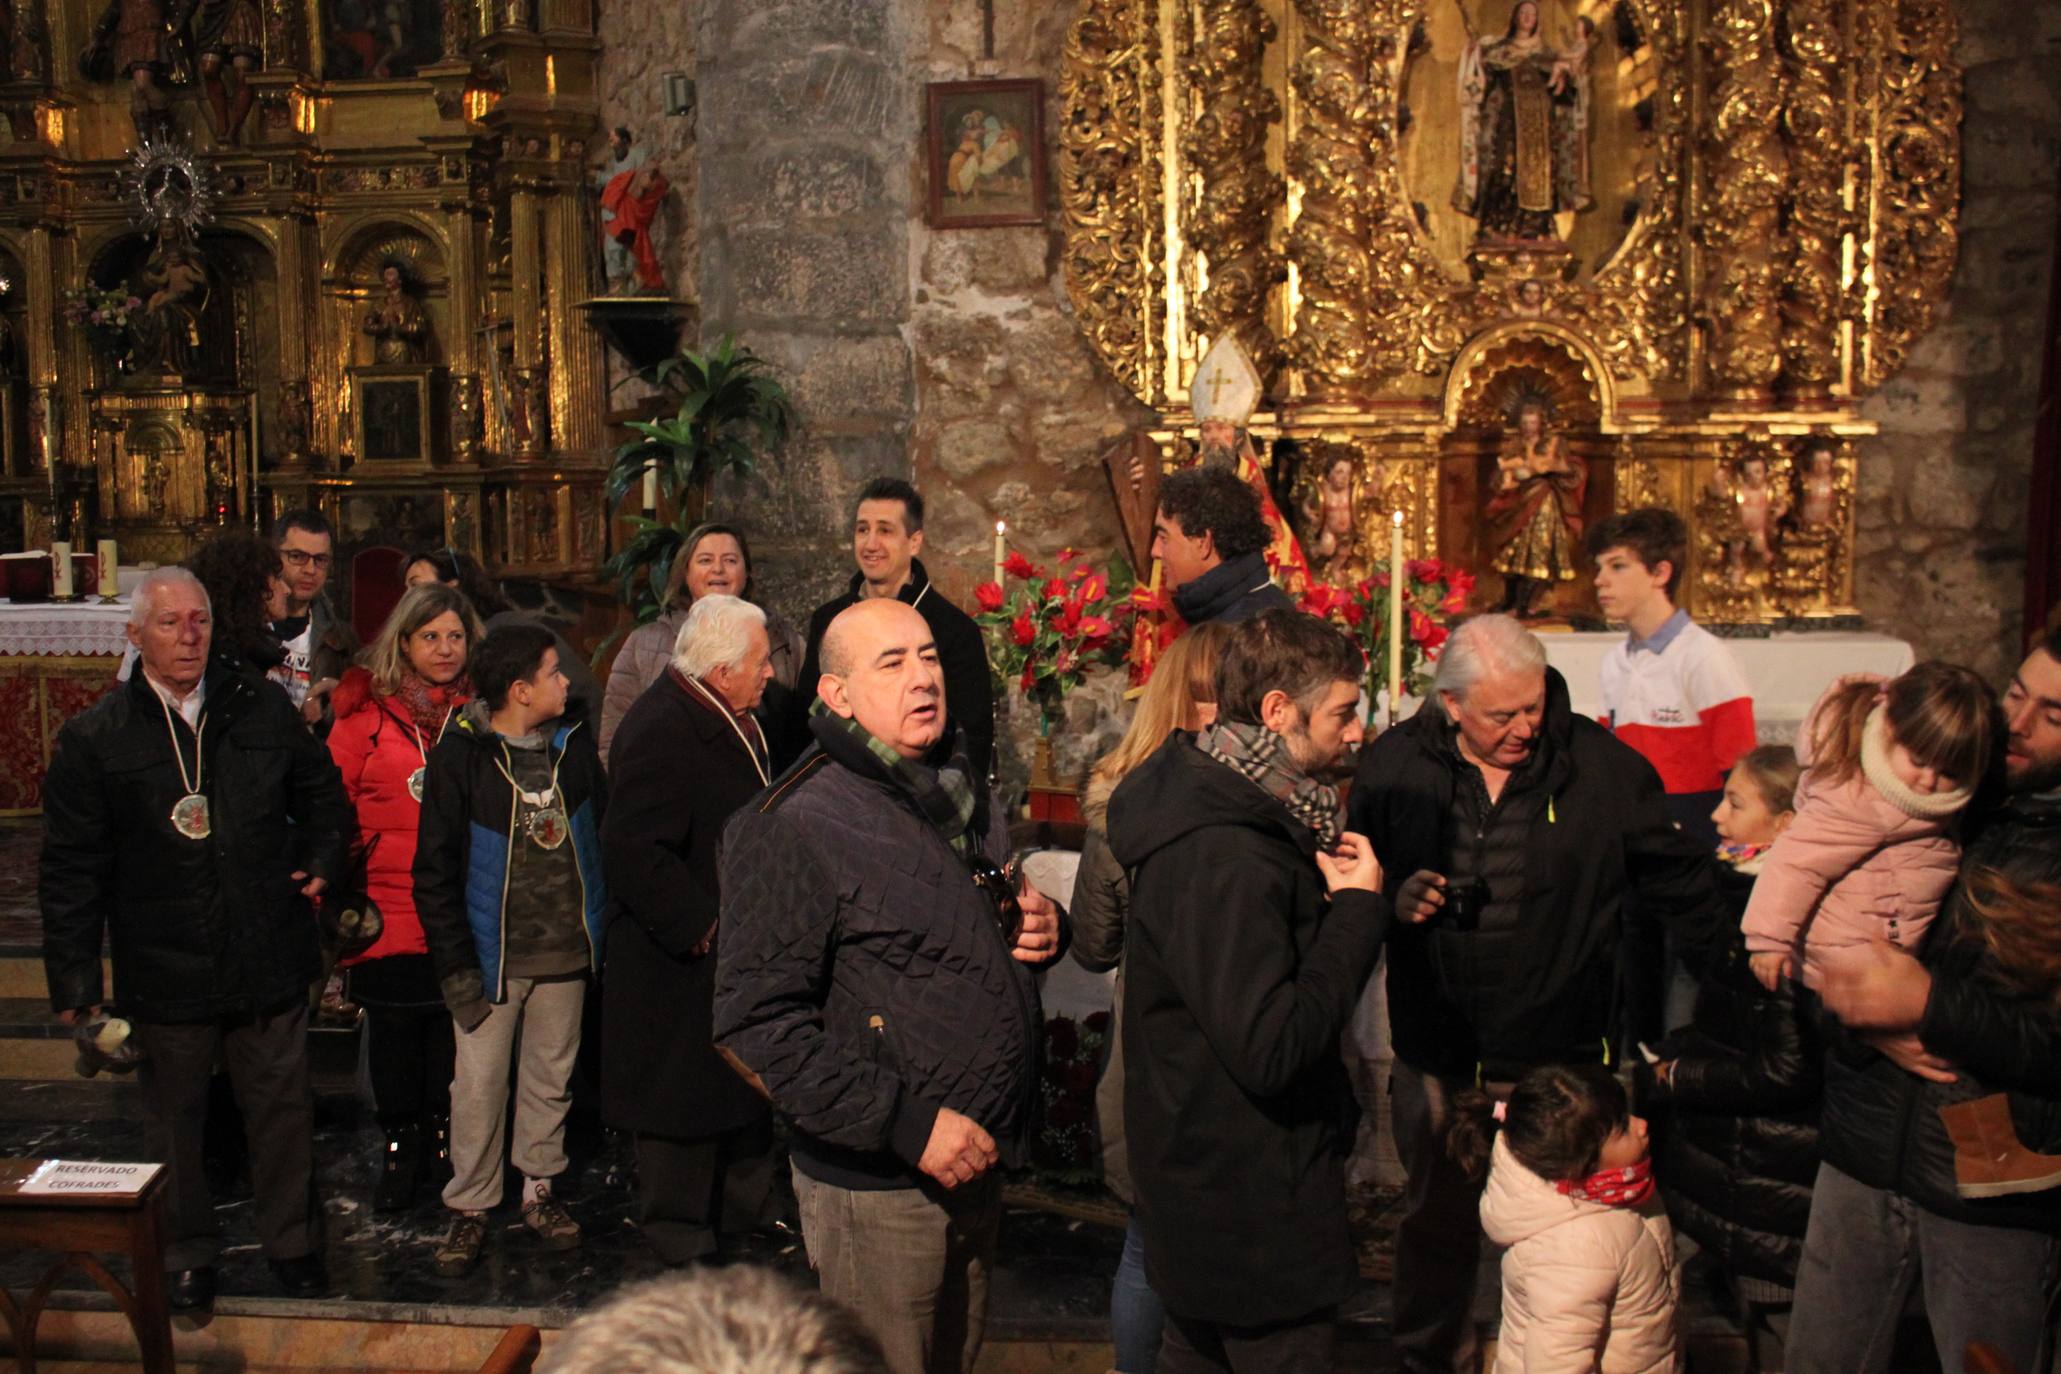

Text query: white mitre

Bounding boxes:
[1192,335,1260,427]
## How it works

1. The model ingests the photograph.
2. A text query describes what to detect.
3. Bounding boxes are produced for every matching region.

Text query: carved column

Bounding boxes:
[1286,0,1382,403]
[1779,0,1845,405]
[1181,0,1283,385]
[545,158,602,455]
[1698,0,1787,399]
[508,161,548,459]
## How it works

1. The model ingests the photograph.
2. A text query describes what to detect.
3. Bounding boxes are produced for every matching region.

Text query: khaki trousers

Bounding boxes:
[442,974,585,1213]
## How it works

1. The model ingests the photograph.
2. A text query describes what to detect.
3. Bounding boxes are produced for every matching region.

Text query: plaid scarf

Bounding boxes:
[809,702,979,859]
[391,669,473,736]
[1197,719,1345,849]
[1555,1158,1656,1209]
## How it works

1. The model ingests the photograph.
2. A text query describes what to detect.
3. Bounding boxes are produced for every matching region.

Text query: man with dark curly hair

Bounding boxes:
[1153,466,1294,626]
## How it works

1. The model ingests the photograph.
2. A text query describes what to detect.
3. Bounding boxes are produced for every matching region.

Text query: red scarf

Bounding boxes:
[390,670,473,737]
[1555,1158,1656,1209]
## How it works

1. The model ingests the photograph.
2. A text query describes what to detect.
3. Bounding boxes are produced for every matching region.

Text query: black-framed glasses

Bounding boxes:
[282,550,333,570]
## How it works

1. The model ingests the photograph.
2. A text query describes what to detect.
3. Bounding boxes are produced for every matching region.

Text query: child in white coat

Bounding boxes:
[1450,1063,1682,1374]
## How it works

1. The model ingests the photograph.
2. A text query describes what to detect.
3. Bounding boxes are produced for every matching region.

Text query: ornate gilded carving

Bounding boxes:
[1058,0,1164,403]
[1179,0,1284,380]
[1615,451,1665,513]
[1778,0,1843,401]
[8,0,49,83]
[1283,0,1384,399]
[450,372,482,465]
[1854,1,1960,389]
[1699,0,1787,395]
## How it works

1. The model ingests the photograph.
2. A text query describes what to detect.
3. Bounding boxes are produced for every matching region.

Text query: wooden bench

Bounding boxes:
[0,1157,173,1374]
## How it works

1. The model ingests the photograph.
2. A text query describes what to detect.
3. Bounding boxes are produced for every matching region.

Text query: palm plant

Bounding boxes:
[602,335,796,623]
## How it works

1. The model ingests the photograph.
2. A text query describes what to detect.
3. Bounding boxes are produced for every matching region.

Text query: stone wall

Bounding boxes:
[596,0,2058,763]
[1853,1,2061,683]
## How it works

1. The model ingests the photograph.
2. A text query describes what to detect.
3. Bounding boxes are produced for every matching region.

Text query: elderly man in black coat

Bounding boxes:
[601,594,787,1265]
[41,566,350,1313]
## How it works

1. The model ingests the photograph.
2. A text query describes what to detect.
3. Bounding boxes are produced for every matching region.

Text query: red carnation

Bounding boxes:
[1004,551,1038,580]
[1042,577,1066,600]
[1341,600,1366,628]
[1011,609,1036,646]
[975,581,1005,613]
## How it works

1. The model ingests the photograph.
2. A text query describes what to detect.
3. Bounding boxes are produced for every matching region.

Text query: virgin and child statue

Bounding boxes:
[1485,397,1586,618]
[1452,0,1595,244]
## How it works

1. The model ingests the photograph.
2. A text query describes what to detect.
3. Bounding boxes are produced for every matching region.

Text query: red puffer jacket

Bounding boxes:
[327,668,465,964]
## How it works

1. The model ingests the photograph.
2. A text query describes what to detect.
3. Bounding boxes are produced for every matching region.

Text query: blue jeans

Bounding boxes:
[1786,1162,2061,1374]
[1113,1213,1166,1374]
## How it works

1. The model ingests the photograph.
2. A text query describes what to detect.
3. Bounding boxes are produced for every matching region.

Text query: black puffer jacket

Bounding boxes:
[1108,733,1389,1328]
[41,661,350,1022]
[1818,785,2061,1231]
[1640,867,1821,1286]
[713,734,1054,1190]
[1348,668,1730,1080]
[1170,551,1293,626]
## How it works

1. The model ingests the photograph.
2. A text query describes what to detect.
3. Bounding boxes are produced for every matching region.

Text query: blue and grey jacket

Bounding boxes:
[415,703,608,1025]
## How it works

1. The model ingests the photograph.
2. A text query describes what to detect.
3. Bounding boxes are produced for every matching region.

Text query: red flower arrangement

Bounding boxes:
[1299,557,1474,707]
[975,547,1134,734]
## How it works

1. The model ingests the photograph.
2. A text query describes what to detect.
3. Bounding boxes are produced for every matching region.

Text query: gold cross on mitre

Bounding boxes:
[1191,335,1260,428]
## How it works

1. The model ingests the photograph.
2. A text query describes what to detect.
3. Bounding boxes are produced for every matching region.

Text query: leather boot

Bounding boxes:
[1939,1093,2061,1198]
[373,1122,422,1213]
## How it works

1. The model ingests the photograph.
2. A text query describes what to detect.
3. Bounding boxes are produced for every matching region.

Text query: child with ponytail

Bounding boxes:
[1449,1063,1681,1373]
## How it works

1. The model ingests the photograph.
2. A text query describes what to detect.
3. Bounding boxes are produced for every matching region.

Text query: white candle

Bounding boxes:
[1388,511,1405,715]
[97,539,117,598]
[51,540,71,598]
[994,521,1006,583]
[641,461,658,514]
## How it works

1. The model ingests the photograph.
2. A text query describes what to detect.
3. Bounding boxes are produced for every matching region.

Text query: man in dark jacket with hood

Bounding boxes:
[715,598,1066,1374]
[42,567,350,1312]
[788,477,994,779]
[1109,609,1388,1373]
[1347,612,1728,1373]
[1791,625,2061,1374]
[1153,466,1294,627]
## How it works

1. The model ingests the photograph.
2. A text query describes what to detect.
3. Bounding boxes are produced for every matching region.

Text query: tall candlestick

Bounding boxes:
[993,521,1006,583]
[641,461,659,515]
[1388,510,1405,717]
[96,539,118,600]
[51,540,72,599]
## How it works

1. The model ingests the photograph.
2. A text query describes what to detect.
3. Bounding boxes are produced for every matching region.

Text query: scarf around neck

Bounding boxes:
[1555,1158,1656,1209]
[809,702,979,858]
[391,670,473,737]
[1860,704,1973,821]
[1197,719,1346,849]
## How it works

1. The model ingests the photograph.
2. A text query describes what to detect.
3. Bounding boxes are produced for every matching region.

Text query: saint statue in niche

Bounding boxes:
[1452,0,1595,244]
[191,0,264,145]
[130,224,210,376]
[594,125,670,296]
[362,260,429,364]
[1797,444,1837,529]
[1484,395,1586,616]
[1304,451,1361,582]
[80,0,176,142]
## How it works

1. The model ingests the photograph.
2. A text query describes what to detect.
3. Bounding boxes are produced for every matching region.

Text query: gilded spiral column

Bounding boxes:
[1060,0,1164,404]
[1180,0,1284,383]
[1698,0,1786,398]
[1286,0,1381,403]
[1778,0,1844,404]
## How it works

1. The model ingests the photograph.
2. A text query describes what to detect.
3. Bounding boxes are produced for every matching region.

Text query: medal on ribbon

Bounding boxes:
[527,806,568,850]
[408,766,427,803]
[170,792,211,840]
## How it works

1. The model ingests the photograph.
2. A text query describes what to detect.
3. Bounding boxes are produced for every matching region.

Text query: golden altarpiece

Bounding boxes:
[1062,0,1961,622]
[0,0,613,591]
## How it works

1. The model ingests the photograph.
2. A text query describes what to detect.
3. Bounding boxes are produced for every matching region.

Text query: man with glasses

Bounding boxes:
[272,510,358,731]
[714,598,1065,1374]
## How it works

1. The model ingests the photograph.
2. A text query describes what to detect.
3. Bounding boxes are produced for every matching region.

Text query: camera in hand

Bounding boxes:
[1443,876,1492,932]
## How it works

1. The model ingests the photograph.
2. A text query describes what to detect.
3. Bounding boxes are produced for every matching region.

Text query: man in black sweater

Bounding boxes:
[785,477,995,780]
[1154,466,1294,627]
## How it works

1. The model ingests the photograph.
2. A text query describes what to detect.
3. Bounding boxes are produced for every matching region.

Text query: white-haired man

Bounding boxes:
[1347,612,1728,1373]
[600,595,789,1265]
[40,566,350,1312]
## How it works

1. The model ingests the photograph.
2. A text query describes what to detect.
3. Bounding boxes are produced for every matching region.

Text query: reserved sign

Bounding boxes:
[18,1160,162,1196]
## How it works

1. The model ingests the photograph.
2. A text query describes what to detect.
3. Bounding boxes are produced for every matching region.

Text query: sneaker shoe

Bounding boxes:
[433,1210,489,1277]
[521,1186,582,1251]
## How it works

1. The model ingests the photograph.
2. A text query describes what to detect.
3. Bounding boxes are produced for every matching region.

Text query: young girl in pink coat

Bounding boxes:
[1450,1063,1681,1373]
[1743,663,1995,993]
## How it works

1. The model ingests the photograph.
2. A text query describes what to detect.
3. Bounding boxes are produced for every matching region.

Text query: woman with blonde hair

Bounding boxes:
[327,582,486,1211]
[1069,621,1230,1374]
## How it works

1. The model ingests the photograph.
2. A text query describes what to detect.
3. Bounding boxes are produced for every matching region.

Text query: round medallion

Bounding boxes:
[170,792,211,841]
[527,806,569,851]
[408,766,427,803]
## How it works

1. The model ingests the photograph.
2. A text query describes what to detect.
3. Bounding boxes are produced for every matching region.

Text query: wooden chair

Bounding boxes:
[476,1323,542,1374]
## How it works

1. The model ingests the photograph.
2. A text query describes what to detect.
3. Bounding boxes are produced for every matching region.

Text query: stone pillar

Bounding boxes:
[693,0,922,615]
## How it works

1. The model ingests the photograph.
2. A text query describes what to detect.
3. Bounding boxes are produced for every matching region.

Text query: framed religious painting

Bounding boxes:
[353,369,432,465]
[925,79,1047,229]
[321,0,445,80]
